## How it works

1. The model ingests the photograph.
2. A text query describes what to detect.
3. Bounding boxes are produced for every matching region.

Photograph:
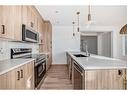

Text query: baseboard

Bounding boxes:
[52,63,67,66]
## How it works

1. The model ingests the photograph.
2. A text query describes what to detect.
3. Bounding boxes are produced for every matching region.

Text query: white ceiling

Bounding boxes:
[35,6,127,26]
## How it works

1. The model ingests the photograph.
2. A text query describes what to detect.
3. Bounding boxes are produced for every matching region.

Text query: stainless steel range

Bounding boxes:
[11,48,46,88]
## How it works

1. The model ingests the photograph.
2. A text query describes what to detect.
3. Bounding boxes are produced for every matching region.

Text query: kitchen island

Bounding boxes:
[66,51,127,90]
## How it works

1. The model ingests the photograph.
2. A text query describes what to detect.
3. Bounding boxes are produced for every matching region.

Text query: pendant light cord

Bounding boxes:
[88,5,91,21]
[72,22,75,36]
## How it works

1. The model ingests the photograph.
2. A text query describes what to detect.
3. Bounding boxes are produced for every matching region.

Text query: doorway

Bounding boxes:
[80,36,98,54]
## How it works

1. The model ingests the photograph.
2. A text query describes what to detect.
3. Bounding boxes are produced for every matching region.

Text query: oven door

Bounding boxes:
[35,60,46,87]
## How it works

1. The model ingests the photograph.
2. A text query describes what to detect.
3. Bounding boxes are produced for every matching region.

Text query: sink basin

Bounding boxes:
[73,54,88,57]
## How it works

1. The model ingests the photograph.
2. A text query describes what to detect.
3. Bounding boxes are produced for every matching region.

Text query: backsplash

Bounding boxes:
[0,40,39,60]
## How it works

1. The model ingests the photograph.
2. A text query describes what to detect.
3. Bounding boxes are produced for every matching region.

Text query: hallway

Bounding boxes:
[40,65,73,89]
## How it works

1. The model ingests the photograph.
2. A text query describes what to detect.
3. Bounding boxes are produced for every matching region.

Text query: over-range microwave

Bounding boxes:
[22,24,39,43]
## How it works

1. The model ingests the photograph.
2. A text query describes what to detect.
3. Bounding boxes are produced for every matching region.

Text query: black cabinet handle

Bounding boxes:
[31,22,34,28]
[20,69,23,78]
[17,71,20,80]
[1,25,5,34]
[118,70,122,75]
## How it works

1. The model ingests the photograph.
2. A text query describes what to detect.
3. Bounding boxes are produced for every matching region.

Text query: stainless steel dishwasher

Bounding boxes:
[73,61,84,89]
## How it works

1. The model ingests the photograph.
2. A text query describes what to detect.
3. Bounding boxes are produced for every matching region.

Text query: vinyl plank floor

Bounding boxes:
[40,65,73,90]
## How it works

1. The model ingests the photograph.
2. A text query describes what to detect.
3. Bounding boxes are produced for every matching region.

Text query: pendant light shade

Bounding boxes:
[120,24,127,34]
[86,5,93,28]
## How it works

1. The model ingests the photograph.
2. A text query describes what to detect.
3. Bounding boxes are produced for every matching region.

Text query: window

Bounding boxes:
[122,36,127,56]
[125,36,127,55]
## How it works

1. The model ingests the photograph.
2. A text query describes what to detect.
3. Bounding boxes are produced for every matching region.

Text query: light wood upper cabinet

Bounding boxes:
[22,6,28,25]
[22,6,38,32]
[0,5,44,41]
[13,6,22,41]
[27,7,33,29]
[38,19,44,44]
[0,6,22,41]
[1,6,14,39]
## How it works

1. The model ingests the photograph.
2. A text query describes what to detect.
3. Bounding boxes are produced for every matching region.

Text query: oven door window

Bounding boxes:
[38,64,43,77]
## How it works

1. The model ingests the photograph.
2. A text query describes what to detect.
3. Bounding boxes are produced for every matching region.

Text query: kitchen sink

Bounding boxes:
[73,54,89,57]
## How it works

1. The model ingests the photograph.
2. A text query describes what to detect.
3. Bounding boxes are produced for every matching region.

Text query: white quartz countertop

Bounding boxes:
[0,58,35,75]
[67,51,127,70]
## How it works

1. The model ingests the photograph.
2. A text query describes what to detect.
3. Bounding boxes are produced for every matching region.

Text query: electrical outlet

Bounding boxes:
[0,48,3,54]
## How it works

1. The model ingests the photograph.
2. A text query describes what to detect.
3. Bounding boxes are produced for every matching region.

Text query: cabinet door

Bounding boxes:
[39,21,45,52]
[85,69,124,89]
[30,9,35,30]
[27,7,32,28]
[0,73,7,89]
[33,13,38,32]
[17,65,26,89]
[22,6,28,25]
[25,61,34,89]
[1,6,14,39]
[13,6,22,41]
[27,6,38,32]
[6,68,17,89]
[0,6,22,40]
[6,65,26,89]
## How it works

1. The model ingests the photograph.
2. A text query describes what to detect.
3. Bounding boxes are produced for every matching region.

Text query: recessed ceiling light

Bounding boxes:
[55,11,59,13]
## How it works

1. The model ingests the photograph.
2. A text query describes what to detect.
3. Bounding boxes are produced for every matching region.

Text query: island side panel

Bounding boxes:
[84,69,125,90]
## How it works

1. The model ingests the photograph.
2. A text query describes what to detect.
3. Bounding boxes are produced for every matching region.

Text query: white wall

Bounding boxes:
[52,26,80,64]
[98,32,111,57]
[0,40,39,60]
[49,6,127,63]
[52,25,127,64]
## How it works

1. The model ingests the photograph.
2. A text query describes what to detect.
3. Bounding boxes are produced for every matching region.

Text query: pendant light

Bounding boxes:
[88,5,91,22]
[86,5,93,27]
[76,12,80,32]
[120,24,127,34]
[72,21,75,36]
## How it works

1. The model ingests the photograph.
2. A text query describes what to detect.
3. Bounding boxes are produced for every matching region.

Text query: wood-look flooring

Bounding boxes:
[40,65,73,90]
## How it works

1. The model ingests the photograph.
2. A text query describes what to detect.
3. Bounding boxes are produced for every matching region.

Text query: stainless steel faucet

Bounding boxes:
[84,41,90,56]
